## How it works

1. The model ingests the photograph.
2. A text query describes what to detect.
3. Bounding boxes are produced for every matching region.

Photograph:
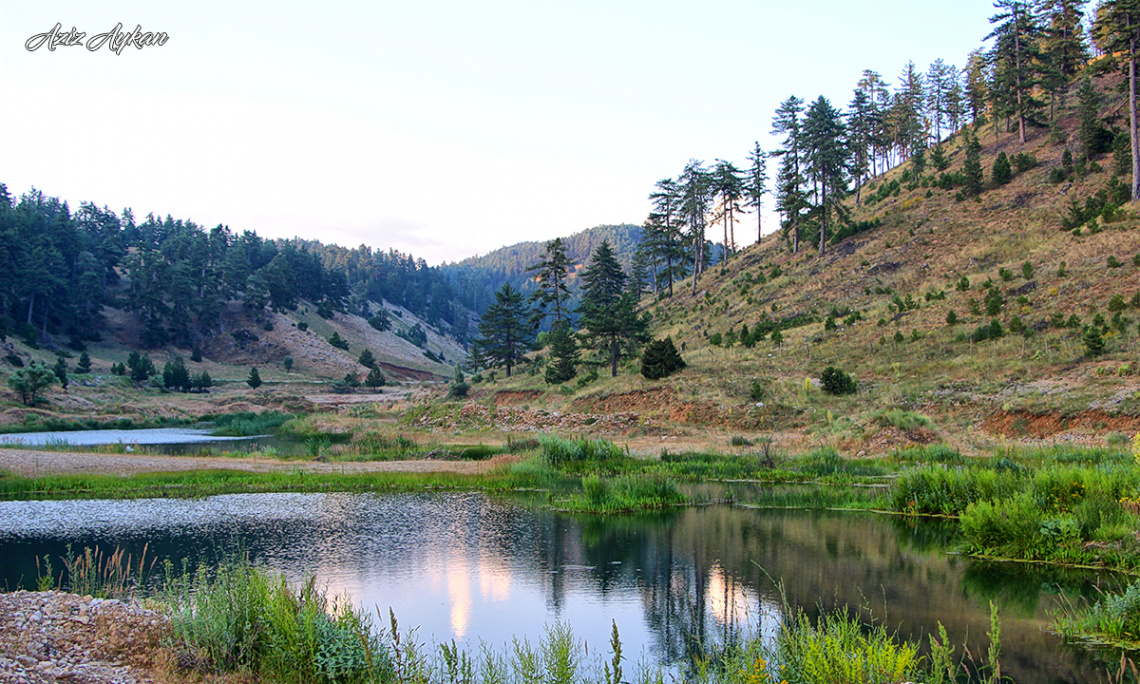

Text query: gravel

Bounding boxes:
[0,591,167,683]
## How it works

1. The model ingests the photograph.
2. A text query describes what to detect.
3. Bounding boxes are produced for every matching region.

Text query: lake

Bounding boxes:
[0,490,1118,680]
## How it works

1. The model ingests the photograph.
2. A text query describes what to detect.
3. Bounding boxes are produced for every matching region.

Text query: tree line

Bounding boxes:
[0,185,476,351]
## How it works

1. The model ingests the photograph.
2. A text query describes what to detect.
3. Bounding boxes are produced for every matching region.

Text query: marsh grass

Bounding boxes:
[35,543,156,599]
[208,411,293,436]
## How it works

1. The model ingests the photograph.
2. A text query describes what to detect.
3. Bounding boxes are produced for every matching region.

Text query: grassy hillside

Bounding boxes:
[441,74,1140,456]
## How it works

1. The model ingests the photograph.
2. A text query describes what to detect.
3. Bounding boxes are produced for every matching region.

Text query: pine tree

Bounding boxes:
[544,320,579,384]
[772,96,808,254]
[578,242,649,377]
[711,160,745,258]
[988,0,1045,145]
[1097,0,1140,201]
[744,142,769,242]
[1076,76,1104,162]
[645,178,687,297]
[364,365,386,388]
[963,130,985,196]
[246,366,262,389]
[847,90,876,204]
[476,283,531,377]
[802,96,850,257]
[52,356,69,390]
[527,237,573,330]
[993,152,1013,185]
[677,160,712,294]
[75,351,92,374]
[358,348,376,368]
[964,49,990,126]
[640,337,686,380]
[930,144,950,171]
[163,356,191,392]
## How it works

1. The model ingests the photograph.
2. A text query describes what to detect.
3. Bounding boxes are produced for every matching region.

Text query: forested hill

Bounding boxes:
[438,224,642,310]
[0,186,477,351]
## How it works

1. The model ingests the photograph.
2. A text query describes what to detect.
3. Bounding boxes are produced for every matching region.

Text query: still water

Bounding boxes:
[0,427,281,454]
[0,491,1117,680]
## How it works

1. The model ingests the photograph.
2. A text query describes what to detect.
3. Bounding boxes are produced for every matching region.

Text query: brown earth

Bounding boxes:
[982,409,1140,439]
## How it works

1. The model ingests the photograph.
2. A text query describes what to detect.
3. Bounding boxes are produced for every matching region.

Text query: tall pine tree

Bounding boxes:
[475,283,531,377]
[577,242,648,377]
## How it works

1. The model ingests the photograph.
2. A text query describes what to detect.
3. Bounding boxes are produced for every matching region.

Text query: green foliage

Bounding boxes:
[774,607,920,684]
[640,337,686,380]
[577,241,649,377]
[358,349,376,368]
[871,408,932,431]
[162,356,192,392]
[127,351,156,383]
[327,331,349,351]
[992,152,1012,186]
[946,310,959,326]
[819,366,856,395]
[890,466,1022,515]
[165,561,384,683]
[1083,325,1106,356]
[365,365,386,389]
[749,379,766,402]
[7,362,56,406]
[1021,260,1034,279]
[475,283,531,377]
[544,320,579,384]
[367,310,391,332]
[246,366,263,389]
[283,355,294,372]
[540,436,623,467]
[75,352,92,374]
[52,356,69,390]
[963,130,984,196]
[957,275,970,291]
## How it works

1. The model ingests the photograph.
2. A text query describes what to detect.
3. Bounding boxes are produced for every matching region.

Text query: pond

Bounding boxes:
[0,490,1118,681]
[0,427,283,455]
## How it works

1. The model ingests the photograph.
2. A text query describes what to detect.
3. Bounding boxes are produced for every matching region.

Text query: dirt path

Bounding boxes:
[0,448,503,478]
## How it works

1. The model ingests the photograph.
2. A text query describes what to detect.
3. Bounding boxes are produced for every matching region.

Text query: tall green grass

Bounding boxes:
[208,411,293,436]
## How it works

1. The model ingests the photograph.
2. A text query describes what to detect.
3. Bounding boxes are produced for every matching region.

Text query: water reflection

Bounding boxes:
[0,492,1118,681]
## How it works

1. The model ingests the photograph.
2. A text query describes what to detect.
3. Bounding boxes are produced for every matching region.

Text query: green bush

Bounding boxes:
[820,366,856,395]
[640,337,686,380]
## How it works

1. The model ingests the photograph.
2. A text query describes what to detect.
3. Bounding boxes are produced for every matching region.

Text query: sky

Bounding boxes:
[2,0,1020,265]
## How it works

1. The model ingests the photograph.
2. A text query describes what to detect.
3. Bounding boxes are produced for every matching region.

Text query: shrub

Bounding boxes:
[1083,326,1106,356]
[358,349,376,368]
[246,367,262,389]
[749,379,766,402]
[640,337,686,380]
[1108,255,1123,269]
[820,366,856,395]
[992,152,1012,185]
[327,332,349,350]
[872,408,932,431]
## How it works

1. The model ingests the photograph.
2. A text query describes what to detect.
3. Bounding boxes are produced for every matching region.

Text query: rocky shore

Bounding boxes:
[0,591,166,683]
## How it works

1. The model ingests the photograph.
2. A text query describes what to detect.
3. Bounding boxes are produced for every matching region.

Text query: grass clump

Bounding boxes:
[871,408,932,432]
[561,473,686,513]
[773,607,921,684]
[164,560,387,682]
[540,436,624,467]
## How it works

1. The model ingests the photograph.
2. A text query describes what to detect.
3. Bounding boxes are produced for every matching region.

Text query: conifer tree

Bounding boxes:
[75,351,92,374]
[1096,0,1140,200]
[744,142,769,242]
[364,365,386,388]
[993,152,1013,185]
[246,366,262,389]
[527,237,573,331]
[578,242,649,377]
[802,96,851,256]
[643,178,688,297]
[711,160,745,258]
[964,130,985,195]
[544,320,579,384]
[1076,76,1104,162]
[677,161,712,294]
[53,356,69,390]
[475,283,531,377]
[988,0,1045,144]
[772,96,807,254]
[964,49,990,126]
[847,90,876,204]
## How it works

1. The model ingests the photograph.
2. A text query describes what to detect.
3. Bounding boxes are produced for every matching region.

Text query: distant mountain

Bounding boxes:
[439,224,642,314]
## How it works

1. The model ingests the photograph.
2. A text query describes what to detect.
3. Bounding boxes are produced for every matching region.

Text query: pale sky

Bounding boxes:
[2,0,1019,265]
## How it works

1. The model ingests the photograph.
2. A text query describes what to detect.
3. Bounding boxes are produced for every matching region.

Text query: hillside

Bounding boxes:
[433,72,1140,456]
[439,224,642,311]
